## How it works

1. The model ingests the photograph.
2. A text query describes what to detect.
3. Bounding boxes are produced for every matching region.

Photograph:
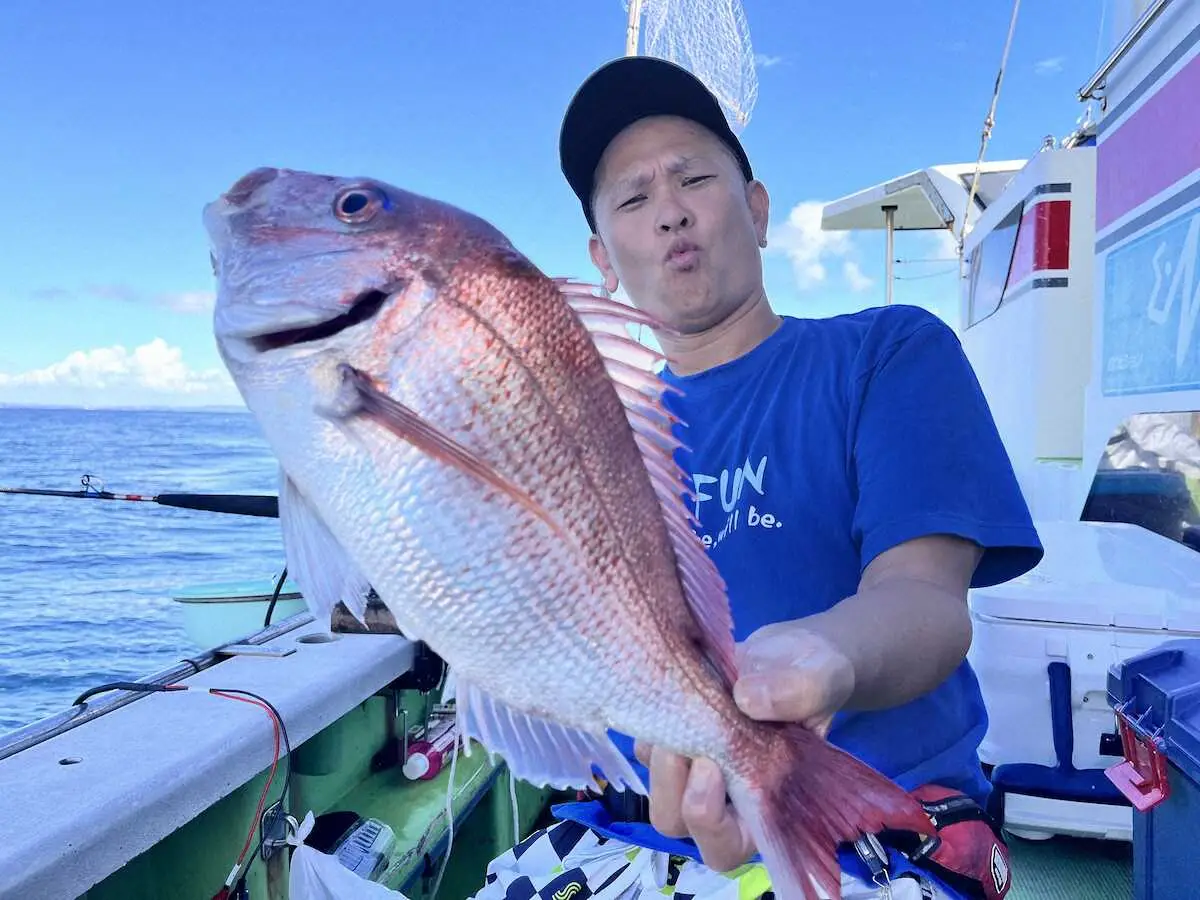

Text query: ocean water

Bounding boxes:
[0,406,286,733]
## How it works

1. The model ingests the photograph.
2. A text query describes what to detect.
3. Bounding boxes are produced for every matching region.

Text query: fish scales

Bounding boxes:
[368,264,727,745]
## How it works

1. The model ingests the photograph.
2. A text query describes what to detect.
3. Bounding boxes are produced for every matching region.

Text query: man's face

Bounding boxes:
[587,115,769,335]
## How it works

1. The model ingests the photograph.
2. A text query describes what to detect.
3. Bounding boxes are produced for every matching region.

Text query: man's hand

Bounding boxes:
[633,625,854,871]
[731,622,855,737]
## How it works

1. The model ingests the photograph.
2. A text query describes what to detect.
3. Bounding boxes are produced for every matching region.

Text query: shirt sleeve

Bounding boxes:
[849,310,1043,588]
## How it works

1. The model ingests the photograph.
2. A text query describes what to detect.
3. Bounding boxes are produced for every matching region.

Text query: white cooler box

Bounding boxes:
[967,520,1200,841]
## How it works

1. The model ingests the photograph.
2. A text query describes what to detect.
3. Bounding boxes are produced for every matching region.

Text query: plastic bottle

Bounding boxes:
[402,717,457,780]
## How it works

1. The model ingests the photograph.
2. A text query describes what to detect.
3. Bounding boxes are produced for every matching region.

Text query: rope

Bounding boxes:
[958,0,1023,281]
[896,267,960,282]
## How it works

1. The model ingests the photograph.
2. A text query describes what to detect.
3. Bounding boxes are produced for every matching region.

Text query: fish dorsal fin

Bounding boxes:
[559,279,738,690]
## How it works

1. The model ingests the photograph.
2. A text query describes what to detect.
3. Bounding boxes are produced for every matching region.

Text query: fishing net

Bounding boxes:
[624,0,759,133]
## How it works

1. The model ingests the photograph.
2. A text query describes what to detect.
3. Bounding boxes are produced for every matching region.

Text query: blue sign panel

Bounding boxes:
[1103,206,1200,396]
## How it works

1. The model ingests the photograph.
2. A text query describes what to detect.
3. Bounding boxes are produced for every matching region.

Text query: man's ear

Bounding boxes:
[747,180,770,246]
[588,234,620,293]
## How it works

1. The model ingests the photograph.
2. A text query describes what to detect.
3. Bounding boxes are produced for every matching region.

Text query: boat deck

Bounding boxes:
[1008,835,1133,899]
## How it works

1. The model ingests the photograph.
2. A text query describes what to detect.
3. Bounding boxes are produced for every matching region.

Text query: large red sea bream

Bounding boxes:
[203,166,933,900]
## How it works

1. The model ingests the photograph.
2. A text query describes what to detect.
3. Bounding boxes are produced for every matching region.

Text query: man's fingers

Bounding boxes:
[733,625,856,729]
[646,747,692,837]
[733,669,808,720]
[679,758,755,871]
[734,664,849,727]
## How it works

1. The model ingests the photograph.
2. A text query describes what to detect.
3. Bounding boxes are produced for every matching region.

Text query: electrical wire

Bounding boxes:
[210,690,283,886]
[70,680,293,898]
[431,727,461,898]
[895,267,960,281]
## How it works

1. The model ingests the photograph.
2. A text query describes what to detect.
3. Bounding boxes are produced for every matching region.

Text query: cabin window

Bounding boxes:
[966,203,1023,328]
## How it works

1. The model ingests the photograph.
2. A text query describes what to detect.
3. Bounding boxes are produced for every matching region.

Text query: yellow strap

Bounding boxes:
[728,863,772,900]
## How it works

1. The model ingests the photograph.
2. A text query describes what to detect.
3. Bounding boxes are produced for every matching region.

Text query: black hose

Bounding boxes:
[263,567,289,628]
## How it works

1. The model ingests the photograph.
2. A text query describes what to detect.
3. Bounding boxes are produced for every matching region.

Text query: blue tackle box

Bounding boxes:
[1107,638,1200,900]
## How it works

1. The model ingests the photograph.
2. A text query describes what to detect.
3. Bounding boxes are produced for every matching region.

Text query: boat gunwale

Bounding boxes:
[0,610,315,761]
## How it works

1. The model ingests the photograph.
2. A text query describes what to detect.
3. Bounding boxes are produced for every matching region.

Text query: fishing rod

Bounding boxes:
[0,474,279,518]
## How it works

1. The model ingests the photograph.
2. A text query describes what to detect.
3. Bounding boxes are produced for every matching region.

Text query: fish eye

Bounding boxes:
[334,187,384,223]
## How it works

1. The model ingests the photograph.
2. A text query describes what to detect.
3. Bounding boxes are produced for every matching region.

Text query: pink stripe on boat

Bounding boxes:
[1097,50,1200,230]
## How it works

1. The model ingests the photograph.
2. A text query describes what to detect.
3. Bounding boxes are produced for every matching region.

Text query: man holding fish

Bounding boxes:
[205,56,1040,900]
[480,57,1041,900]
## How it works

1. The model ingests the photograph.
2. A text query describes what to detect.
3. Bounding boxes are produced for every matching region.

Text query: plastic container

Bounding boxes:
[171,577,306,649]
[1107,638,1200,899]
[402,717,457,780]
[967,521,1200,840]
[300,810,398,883]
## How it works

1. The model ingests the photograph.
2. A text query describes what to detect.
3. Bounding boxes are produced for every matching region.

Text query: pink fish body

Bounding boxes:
[204,167,932,900]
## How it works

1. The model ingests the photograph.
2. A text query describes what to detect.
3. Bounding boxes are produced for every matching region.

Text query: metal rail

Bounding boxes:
[1079,0,1173,101]
[0,611,314,762]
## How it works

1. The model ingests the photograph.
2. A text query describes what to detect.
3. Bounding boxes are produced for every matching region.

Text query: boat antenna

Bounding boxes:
[957,0,1023,281]
[625,0,643,54]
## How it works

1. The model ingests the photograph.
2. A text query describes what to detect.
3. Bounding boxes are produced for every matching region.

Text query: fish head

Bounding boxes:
[204,166,535,410]
[206,167,431,372]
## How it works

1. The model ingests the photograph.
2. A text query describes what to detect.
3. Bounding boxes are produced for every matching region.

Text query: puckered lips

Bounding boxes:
[664,238,701,271]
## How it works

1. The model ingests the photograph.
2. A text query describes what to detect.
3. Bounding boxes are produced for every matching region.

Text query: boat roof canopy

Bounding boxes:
[821,161,1026,233]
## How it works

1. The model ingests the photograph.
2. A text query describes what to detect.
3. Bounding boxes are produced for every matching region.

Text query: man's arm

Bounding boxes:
[800,533,982,711]
[725,533,981,736]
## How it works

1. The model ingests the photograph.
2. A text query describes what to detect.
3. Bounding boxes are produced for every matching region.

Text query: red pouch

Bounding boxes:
[878,784,1011,899]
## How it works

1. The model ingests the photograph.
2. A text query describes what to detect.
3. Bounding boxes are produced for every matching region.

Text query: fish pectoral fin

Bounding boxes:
[279,471,375,625]
[455,679,646,796]
[338,364,566,540]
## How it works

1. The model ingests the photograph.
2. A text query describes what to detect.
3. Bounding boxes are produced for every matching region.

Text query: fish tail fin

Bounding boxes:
[726,724,933,900]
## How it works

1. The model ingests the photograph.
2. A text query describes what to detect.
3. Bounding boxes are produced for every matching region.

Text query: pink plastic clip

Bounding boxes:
[1105,707,1171,812]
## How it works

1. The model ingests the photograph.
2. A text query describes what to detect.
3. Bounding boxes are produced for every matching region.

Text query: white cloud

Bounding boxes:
[927,228,961,261]
[755,53,784,68]
[0,339,240,407]
[160,291,216,314]
[30,284,215,315]
[1034,57,1064,76]
[766,200,874,292]
[842,261,873,292]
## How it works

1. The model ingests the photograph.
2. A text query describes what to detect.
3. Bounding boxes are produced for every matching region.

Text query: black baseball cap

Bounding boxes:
[559,56,754,232]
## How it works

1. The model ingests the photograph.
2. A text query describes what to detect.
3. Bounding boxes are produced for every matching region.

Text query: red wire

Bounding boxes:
[209,690,282,874]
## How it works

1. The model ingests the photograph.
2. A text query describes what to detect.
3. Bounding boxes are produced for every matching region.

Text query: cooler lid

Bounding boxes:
[1107,639,1200,783]
[970,580,1200,630]
[969,521,1200,631]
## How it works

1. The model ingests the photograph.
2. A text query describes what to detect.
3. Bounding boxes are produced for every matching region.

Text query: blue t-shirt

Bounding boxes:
[553,304,1042,869]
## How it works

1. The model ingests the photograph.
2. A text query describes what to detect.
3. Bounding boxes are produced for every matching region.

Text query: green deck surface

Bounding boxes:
[1007,835,1133,900]
[79,691,553,900]
[343,746,552,898]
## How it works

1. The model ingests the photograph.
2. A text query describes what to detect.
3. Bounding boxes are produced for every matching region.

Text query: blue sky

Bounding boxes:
[0,0,1113,408]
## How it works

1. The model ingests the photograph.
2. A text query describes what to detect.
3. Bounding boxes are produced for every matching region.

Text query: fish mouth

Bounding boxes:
[249,288,391,352]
